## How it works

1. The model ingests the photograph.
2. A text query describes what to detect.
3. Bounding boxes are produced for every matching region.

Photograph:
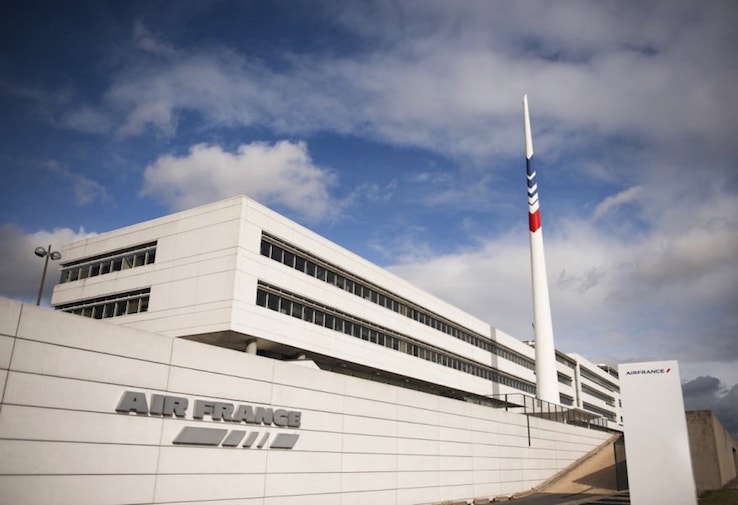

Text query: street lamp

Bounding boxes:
[34,244,62,306]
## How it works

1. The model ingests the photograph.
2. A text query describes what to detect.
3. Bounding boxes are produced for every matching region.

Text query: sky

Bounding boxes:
[1,1,737,435]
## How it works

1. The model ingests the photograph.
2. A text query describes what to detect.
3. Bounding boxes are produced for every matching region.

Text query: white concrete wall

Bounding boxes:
[0,299,611,505]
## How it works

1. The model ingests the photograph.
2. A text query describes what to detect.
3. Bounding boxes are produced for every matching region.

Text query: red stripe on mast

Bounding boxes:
[529,209,541,232]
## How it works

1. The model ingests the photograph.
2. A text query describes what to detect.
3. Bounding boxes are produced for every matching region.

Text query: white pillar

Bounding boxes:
[245,339,258,355]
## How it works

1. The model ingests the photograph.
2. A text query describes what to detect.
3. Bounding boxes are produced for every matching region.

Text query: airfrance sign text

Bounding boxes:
[625,367,671,375]
[116,390,302,449]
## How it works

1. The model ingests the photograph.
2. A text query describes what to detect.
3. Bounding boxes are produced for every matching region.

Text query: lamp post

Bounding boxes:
[34,244,62,306]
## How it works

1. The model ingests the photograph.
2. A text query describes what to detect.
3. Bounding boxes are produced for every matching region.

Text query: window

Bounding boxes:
[55,288,151,320]
[255,282,536,395]
[259,233,536,372]
[60,242,157,284]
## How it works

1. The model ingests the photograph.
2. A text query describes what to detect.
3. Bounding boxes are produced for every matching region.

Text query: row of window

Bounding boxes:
[582,401,616,422]
[260,234,536,372]
[581,383,616,406]
[559,394,574,407]
[60,242,157,284]
[580,366,620,393]
[56,288,151,319]
[555,352,577,370]
[557,372,573,386]
[256,282,536,395]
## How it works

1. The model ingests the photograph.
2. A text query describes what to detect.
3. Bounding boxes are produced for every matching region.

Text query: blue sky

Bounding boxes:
[1,1,737,430]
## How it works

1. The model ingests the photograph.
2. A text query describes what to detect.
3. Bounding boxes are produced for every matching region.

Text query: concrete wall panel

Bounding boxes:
[157,446,268,474]
[167,366,273,405]
[0,475,156,505]
[0,440,159,475]
[0,300,613,505]
[0,298,21,337]
[0,335,14,370]
[153,474,266,503]
[342,453,397,472]
[0,405,163,445]
[10,339,170,390]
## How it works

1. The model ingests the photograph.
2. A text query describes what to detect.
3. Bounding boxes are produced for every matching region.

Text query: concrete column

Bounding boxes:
[245,339,257,355]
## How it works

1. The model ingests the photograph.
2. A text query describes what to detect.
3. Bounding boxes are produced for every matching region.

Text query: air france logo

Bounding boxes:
[115,390,301,449]
[625,368,671,376]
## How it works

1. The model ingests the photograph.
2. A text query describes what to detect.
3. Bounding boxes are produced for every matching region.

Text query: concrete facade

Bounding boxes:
[687,410,738,492]
[0,298,613,505]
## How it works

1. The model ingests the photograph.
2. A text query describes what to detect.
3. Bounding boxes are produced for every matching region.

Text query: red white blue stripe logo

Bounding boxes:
[527,155,541,232]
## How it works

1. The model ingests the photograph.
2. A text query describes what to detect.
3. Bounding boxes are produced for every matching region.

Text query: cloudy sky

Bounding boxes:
[1,1,736,433]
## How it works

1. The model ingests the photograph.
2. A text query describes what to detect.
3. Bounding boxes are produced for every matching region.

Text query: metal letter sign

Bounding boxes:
[115,390,301,450]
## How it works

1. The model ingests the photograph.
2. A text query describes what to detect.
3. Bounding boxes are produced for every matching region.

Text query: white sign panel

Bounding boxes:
[619,360,697,505]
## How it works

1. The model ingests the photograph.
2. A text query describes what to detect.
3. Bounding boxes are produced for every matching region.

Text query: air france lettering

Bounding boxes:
[625,368,671,375]
[115,391,302,449]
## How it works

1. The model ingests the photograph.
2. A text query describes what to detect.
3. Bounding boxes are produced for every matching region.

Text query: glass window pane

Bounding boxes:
[279,299,291,315]
[146,250,156,264]
[333,317,343,332]
[256,290,267,307]
[284,251,295,268]
[260,240,271,257]
[267,293,279,311]
[270,245,283,262]
[306,261,316,277]
[295,256,305,272]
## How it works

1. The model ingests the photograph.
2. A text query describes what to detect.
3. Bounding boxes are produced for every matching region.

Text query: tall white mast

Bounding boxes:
[523,94,559,404]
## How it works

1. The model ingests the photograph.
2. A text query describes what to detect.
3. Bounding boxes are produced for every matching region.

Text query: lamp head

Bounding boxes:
[34,247,47,258]
[50,251,62,261]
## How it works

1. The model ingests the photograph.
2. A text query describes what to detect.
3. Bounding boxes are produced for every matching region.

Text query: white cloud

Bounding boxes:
[683,376,738,439]
[132,21,178,58]
[44,160,112,206]
[139,140,339,222]
[0,225,95,305]
[388,182,738,384]
[63,1,735,169]
[593,186,642,220]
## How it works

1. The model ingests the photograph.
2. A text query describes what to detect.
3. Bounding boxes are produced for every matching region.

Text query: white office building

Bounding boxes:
[0,196,621,504]
[51,196,620,424]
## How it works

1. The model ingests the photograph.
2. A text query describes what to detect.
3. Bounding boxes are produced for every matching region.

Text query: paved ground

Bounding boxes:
[501,490,630,505]
[482,435,630,505]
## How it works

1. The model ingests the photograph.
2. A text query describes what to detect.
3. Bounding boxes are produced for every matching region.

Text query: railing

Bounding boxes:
[488,393,612,445]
